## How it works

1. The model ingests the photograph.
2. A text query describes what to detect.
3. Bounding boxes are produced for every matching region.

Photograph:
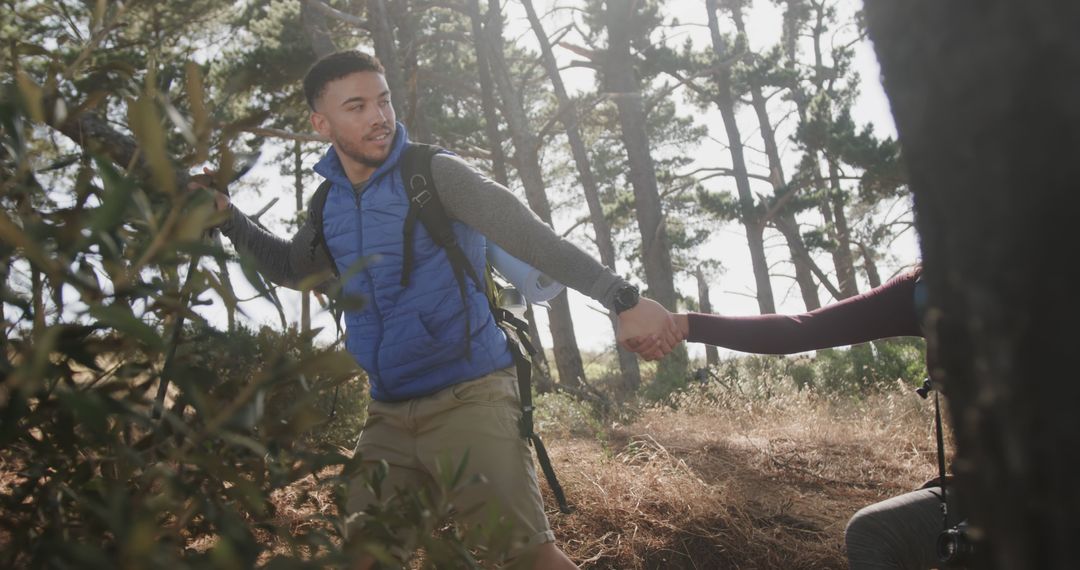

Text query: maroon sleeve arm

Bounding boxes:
[687,267,923,354]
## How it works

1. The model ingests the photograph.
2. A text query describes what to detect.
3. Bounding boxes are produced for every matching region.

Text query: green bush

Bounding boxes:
[814,338,927,395]
[182,322,369,449]
[0,16,512,564]
[661,338,928,410]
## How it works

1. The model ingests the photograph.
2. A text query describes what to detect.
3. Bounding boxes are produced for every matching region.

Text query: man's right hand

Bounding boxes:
[187,167,231,213]
[615,297,684,361]
[624,312,689,359]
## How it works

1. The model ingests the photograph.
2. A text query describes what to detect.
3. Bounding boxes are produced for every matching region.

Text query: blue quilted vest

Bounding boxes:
[315,124,513,402]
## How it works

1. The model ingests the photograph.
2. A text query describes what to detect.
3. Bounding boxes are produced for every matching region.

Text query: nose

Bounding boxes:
[372,105,388,125]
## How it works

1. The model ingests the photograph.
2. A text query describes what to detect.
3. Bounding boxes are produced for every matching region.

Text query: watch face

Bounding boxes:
[616,286,639,311]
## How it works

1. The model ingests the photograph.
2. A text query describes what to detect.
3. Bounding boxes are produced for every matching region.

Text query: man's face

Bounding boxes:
[310,71,396,174]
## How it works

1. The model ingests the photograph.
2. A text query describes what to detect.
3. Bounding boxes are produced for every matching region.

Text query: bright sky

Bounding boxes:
[211,0,919,364]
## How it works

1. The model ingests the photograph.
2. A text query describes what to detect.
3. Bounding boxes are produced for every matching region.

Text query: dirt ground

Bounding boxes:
[2,383,944,569]
[543,389,943,569]
[266,385,946,569]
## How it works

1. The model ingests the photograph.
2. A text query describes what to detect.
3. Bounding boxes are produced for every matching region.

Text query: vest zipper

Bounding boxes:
[353,180,385,392]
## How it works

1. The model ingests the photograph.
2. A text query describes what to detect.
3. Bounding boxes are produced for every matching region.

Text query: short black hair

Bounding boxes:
[303,50,385,110]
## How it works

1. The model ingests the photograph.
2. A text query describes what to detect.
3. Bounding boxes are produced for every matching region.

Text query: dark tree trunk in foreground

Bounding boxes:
[865,1,1080,567]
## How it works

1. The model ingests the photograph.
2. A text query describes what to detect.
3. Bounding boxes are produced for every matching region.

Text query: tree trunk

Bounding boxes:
[522,0,641,390]
[31,266,45,338]
[865,1,1080,567]
[300,0,337,58]
[293,141,310,334]
[802,2,859,300]
[0,248,9,372]
[777,0,845,302]
[858,241,882,290]
[465,0,552,389]
[695,266,720,368]
[773,214,843,301]
[394,2,429,141]
[777,211,821,310]
[826,159,859,297]
[367,0,407,121]
[603,0,688,382]
[296,0,335,336]
[480,0,587,389]
[467,0,510,186]
[729,3,821,311]
[705,0,775,315]
[524,303,554,393]
[462,0,552,386]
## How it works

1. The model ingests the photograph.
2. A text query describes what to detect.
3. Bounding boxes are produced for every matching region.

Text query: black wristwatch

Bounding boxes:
[612,284,640,314]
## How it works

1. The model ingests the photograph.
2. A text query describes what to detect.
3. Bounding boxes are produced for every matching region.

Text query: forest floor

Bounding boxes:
[267,381,948,569]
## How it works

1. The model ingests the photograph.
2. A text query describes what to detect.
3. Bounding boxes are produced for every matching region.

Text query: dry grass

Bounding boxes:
[250,381,951,568]
[537,382,951,569]
[248,377,950,565]
[3,380,950,568]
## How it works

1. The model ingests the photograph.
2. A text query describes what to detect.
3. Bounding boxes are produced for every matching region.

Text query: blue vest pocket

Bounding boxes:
[377,310,462,380]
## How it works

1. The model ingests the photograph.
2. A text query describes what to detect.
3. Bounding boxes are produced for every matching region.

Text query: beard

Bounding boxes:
[333,124,394,170]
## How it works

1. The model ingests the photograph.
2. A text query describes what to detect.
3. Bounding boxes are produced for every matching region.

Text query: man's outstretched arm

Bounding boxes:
[190,172,336,291]
[430,154,682,359]
[218,206,336,291]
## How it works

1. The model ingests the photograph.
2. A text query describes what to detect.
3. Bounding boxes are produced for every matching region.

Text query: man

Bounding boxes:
[201,50,681,568]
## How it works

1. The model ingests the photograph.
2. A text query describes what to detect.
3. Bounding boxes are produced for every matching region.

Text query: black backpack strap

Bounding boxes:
[400,143,571,513]
[308,179,338,277]
[308,179,344,336]
[400,143,485,361]
[503,327,572,514]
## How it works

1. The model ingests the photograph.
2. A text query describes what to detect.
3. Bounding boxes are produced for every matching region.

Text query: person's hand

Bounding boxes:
[615,297,684,361]
[673,313,689,339]
[187,167,231,213]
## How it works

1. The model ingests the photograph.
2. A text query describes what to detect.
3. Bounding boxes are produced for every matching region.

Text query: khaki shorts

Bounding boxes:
[345,367,555,558]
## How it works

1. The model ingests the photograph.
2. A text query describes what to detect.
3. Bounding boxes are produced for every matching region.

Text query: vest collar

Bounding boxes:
[313,122,410,189]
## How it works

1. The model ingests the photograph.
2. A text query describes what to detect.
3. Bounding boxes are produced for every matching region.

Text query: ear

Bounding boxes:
[310,111,330,137]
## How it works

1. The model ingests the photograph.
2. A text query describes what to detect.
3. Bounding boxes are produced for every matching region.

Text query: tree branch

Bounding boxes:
[558,41,599,61]
[564,60,601,71]
[243,127,329,143]
[679,166,773,184]
[301,0,339,57]
[304,0,369,30]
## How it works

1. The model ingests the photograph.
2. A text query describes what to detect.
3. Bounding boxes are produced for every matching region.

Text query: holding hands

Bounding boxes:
[615,295,686,361]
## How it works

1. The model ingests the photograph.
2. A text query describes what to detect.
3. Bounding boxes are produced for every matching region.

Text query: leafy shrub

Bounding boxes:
[814,338,927,395]
[182,322,369,449]
[662,338,928,411]
[0,15,512,565]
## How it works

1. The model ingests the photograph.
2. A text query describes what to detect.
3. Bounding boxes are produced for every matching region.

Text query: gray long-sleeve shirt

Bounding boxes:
[220,152,627,311]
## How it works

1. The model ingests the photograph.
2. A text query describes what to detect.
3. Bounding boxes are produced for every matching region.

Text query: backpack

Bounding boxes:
[308,143,571,514]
